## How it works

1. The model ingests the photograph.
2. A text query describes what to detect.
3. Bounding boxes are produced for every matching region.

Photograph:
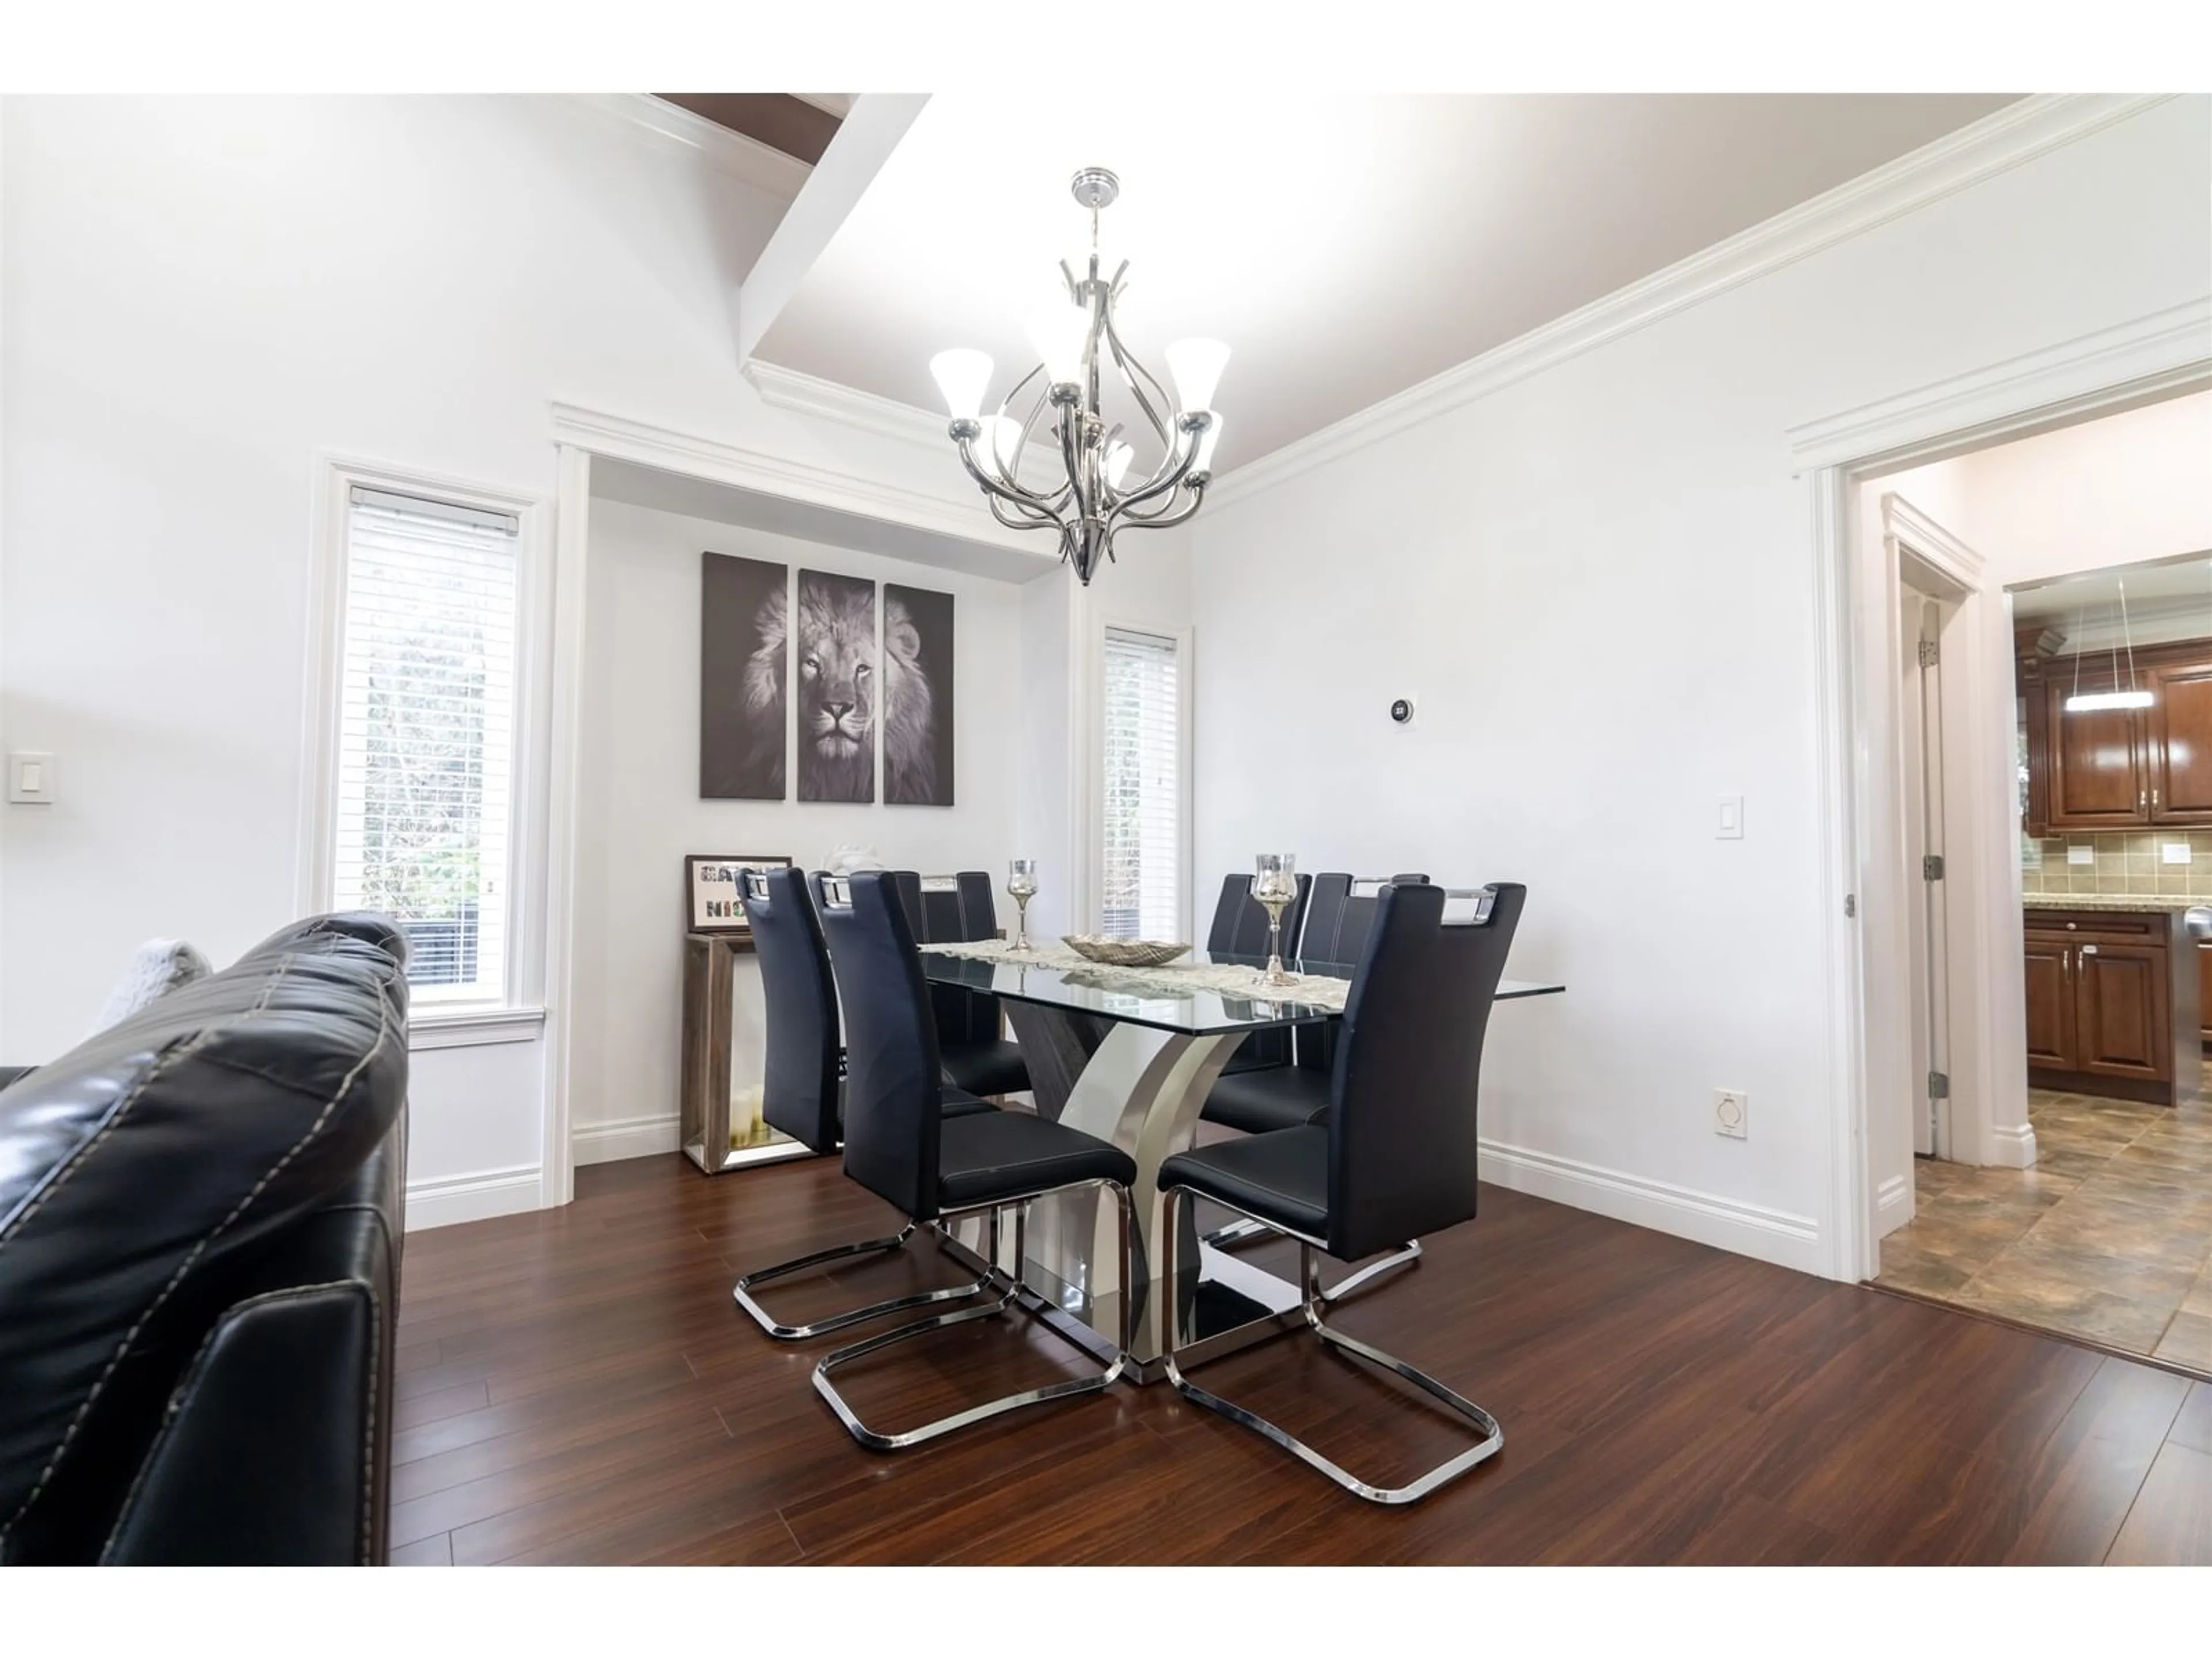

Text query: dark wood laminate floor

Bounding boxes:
[391,1154,2212,1566]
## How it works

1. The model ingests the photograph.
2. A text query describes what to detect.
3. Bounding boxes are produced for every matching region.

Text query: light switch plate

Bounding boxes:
[2068,844,2096,866]
[7,752,54,805]
[2164,842,2192,865]
[1716,795,1744,840]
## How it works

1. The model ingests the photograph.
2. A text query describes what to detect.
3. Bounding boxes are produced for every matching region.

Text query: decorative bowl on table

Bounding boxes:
[1060,936,1192,968]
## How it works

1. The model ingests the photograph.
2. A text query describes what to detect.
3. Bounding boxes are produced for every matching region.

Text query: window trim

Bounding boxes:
[298,453,552,1035]
[1086,614,1194,944]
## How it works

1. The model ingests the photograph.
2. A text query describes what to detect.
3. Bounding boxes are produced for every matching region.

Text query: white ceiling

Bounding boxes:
[2012,555,2212,626]
[753,93,2020,473]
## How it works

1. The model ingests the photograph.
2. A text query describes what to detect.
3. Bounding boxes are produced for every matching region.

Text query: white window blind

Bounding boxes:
[1100,626,1181,941]
[332,486,520,1003]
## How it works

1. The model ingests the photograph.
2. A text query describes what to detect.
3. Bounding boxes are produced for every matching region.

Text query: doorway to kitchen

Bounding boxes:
[1863,389,2212,1378]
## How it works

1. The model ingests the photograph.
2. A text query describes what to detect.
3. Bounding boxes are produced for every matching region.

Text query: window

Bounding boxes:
[1099,625,1183,940]
[331,485,520,1003]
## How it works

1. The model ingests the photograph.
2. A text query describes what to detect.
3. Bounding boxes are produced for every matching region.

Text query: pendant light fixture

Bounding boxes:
[2065,573,2154,713]
[927,167,1226,585]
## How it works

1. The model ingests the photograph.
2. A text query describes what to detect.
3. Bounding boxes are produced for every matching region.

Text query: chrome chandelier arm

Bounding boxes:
[1113,479,1207,532]
[986,491,1065,534]
[1101,312,1183,490]
[1105,412,1208,518]
[956,429,1064,513]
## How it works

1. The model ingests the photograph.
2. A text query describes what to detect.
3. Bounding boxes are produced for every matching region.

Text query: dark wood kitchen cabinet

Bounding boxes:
[2024,907,2198,1105]
[2043,690,2148,829]
[2022,934,2075,1067]
[2147,659,2212,823]
[2027,637,2212,831]
[2199,940,2212,1050]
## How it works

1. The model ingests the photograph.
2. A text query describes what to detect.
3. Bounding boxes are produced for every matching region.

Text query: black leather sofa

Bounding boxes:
[0,913,410,1565]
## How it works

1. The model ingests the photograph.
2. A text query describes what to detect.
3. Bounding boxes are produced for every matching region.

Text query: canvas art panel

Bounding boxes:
[795,569,878,804]
[884,583,955,806]
[699,552,789,800]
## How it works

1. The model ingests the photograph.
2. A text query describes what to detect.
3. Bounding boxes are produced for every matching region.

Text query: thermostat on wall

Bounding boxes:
[1389,695,1417,727]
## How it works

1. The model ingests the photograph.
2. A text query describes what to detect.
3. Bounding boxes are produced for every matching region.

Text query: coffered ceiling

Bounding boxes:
[743,93,2021,475]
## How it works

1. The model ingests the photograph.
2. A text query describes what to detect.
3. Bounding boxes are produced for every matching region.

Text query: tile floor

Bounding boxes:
[1877,1071,2212,1377]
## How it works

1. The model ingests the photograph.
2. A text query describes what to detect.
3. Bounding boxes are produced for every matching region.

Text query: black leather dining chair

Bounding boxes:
[1200,872,1429,1137]
[807,872,1140,1450]
[1204,871,1313,1076]
[1158,880,1527,1504]
[730,867,999,1342]
[887,870,1033,1099]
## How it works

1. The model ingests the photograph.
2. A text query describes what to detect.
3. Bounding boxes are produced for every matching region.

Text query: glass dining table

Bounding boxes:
[919,944,1565,1383]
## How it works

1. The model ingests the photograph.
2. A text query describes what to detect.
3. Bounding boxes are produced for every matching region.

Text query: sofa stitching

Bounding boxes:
[0,960,291,1251]
[0,968,391,1546]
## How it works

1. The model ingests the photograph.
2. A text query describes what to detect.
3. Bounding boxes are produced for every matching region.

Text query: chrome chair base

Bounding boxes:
[1199,1215,1423,1305]
[733,1218,998,1341]
[813,1181,1134,1452]
[1161,1188,1501,1505]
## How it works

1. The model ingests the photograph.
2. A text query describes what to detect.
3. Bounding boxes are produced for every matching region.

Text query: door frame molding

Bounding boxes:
[1796,296,2212,1283]
[1884,494,2025,1191]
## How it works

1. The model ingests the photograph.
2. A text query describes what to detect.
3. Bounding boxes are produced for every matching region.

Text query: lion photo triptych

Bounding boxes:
[698,551,955,808]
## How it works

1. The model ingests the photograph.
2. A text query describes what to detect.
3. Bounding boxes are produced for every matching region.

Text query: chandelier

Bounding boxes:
[929,167,1227,585]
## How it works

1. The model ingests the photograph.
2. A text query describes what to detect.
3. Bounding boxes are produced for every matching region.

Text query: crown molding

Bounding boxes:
[740,357,1066,469]
[740,358,948,450]
[569,93,813,200]
[547,400,1050,565]
[1789,296,2211,472]
[1209,94,2180,510]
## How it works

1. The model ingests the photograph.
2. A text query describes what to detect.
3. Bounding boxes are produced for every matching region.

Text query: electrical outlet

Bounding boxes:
[1714,1089,1748,1139]
[2164,842,2192,865]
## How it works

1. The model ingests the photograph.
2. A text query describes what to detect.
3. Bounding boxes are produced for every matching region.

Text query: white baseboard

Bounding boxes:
[572,1112,682,1166]
[1874,1172,1914,1240]
[406,1163,543,1232]
[1986,1120,2039,1169]
[1478,1138,1824,1276]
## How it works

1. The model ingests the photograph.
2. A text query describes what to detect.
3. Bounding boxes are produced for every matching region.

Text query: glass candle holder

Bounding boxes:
[1006,858,1040,952]
[1249,853,1297,985]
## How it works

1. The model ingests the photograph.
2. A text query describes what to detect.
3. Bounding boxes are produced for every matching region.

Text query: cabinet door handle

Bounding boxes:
[2141,789,2149,811]
[2081,944,2099,956]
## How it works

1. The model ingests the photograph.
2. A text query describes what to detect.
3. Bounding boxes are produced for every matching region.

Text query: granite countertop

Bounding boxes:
[2022,893,2212,914]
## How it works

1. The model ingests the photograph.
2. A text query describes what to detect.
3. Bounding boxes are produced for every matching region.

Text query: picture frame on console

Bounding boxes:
[684,854,791,937]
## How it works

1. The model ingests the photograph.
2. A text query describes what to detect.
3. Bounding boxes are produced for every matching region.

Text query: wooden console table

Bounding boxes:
[678,932,813,1174]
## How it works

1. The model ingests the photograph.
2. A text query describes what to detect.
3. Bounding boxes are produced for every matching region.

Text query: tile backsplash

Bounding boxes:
[2021,829,2212,897]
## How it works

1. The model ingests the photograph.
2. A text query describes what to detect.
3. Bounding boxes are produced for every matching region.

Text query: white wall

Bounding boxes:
[1965,390,2212,588]
[1188,97,2212,1275]
[0,96,1015,1224]
[568,499,1026,1161]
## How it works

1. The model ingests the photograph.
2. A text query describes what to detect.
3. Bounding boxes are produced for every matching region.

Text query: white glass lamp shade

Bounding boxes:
[976,415,1025,478]
[1028,302,1090,387]
[1191,412,1224,474]
[929,349,994,419]
[1165,337,1230,413]
[1104,441,1134,488]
